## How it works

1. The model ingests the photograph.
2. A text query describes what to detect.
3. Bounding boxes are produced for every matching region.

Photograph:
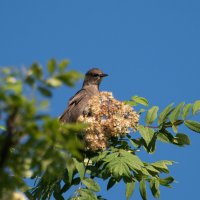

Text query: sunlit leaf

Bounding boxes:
[158,103,174,125]
[145,106,159,125]
[46,77,62,87]
[131,96,148,106]
[139,179,147,200]
[82,178,100,192]
[184,120,200,133]
[182,104,191,120]
[169,102,184,123]
[59,59,70,72]
[47,59,57,74]
[138,126,154,146]
[192,100,200,115]
[125,181,135,200]
[73,158,85,180]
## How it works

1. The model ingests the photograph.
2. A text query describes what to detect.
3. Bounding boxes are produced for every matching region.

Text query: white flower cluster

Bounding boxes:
[78,92,139,151]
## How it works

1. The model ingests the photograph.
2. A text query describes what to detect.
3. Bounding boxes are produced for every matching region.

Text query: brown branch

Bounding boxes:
[0,108,18,169]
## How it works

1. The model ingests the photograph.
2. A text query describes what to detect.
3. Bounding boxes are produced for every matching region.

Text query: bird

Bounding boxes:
[59,68,108,123]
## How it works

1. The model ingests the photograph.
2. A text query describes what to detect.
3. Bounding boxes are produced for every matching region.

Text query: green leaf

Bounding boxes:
[192,100,200,115]
[5,79,22,94]
[30,63,42,79]
[182,104,191,119]
[124,100,137,107]
[0,125,6,131]
[131,96,148,106]
[138,126,154,146]
[184,120,200,133]
[169,102,184,123]
[145,106,159,125]
[59,59,70,72]
[151,160,173,173]
[82,178,100,192]
[107,178,116,190]
[158,103,174,125]
[78,188,98,200]
[139,179,147,200]
[47,59,56,74]
[150,178,160,199]
[157,130,173,143]
[145,165,160,174]
[66,161,75,184]
[46,77,62,87]
[37,86,52,97]
[56,71,82,87]
[138,108,146,114]
[125,181,135,200]
[173,133,190,146]
[73,158,85,180]
[159,176,174,187]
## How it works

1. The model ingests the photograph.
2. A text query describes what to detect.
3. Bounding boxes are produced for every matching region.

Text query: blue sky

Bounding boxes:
[1,0,200,199]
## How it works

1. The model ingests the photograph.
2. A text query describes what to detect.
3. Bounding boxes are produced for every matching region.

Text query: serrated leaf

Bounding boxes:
[47,59,56,74]
[182,104,191,119]
[158,103,174,125]
[73,158,85,180]
[139,179,147,200]
[150,178,160,199]
[131,96,148,106]
[184,120,200,133]
[169,102,184,123]
[138,126,154,146]
[82,178,100,192]
[192,100,200,115]
[46,77,62,87]
[145,106,159,125]
[126,181,135,200]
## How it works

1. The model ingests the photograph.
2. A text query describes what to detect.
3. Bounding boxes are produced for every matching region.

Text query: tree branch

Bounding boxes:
[0,108,18,169]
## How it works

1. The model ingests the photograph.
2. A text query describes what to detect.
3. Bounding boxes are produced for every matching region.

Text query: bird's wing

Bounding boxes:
[59,89,87,122]
[68,89,87,106]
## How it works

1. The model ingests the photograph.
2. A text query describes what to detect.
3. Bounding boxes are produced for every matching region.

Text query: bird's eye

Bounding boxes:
[93,74,100,77]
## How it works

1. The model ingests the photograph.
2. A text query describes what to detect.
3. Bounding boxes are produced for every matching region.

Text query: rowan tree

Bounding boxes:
[0,60,200,200]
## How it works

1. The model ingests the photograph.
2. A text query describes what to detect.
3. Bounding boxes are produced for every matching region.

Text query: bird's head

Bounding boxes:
[83,68,108,87]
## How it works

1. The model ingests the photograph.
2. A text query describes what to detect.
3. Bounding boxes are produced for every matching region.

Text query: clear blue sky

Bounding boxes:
[1,0,200,199]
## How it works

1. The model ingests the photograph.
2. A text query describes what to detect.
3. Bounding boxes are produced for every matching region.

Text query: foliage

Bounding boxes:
[0,60,200,200]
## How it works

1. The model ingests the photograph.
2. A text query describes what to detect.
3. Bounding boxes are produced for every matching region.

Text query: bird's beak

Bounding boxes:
[100,73,108,77]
